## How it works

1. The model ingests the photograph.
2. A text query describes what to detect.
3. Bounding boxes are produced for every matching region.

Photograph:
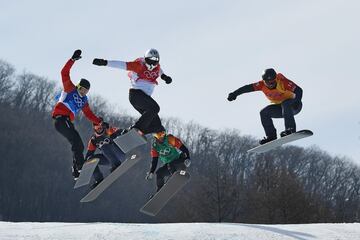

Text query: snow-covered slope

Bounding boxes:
[1,222,359,240]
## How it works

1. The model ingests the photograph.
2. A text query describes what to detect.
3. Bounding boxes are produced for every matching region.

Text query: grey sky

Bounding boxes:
[1,0,359,162]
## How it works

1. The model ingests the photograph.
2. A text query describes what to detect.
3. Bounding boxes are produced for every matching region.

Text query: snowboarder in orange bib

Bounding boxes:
[228,68,303,145]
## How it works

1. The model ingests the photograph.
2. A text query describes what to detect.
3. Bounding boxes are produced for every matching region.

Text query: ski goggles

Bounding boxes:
[264,79,277,88]
[145,57,159,66]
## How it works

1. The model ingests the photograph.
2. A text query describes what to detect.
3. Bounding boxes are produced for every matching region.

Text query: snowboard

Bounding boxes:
[80,145,147,202]
[113,128,148,153]
[74,158,100,189]
[140,170,191,216]
[247,129,313,154]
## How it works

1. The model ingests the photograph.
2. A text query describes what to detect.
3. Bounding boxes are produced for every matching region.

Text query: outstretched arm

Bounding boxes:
[61,50,82,92]
[93,58,135,71]
[107,60,127,70]
[61,60,76,92]
[227,84,255,101]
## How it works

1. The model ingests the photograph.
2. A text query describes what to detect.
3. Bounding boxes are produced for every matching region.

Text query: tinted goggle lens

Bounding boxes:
[145,58,159,66]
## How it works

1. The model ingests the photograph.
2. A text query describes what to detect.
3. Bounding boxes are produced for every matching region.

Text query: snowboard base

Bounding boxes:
[247,129,313,154]
[80,146,147,202]
[140,170,190,216]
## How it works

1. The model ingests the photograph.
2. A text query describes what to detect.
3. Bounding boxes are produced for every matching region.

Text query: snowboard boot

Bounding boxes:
[280,128,296,137]
[72,164,81,180]
[121,125,144,136]
[259,135,277,145]
[72,160,84,180]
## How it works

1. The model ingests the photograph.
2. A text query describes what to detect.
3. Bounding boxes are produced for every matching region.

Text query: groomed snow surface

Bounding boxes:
[1,222,359,240]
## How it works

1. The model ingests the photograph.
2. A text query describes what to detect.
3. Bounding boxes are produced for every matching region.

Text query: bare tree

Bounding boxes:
[0,60,15,102]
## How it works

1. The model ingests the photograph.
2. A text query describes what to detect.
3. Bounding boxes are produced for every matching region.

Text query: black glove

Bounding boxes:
[93,58,108,66]
[161,74,172,84]
[145,172,154,180]
[71,49,82,61]
[227,92,238,101]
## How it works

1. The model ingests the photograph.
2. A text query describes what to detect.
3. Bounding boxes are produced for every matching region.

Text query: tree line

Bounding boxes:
[0,59,359,223]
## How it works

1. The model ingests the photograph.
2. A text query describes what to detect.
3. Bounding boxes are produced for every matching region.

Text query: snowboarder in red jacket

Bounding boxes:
[52,50,105,180]
[92,49,171,136]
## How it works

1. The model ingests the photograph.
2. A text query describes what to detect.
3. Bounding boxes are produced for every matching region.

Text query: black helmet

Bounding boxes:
[262,68,277,81]
[78,78,90,90]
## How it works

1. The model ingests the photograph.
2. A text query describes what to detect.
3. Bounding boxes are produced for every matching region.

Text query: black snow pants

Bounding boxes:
[88,144,125,182]
[155,157,186,191]
[260,99,302,137]
[129,89,165,134]
[54,116,85,168]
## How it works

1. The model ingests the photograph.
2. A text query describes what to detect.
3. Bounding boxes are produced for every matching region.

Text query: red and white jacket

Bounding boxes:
[107,57,164,96]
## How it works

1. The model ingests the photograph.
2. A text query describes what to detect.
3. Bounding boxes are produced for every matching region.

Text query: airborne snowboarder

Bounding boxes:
[227,68,303,145]
[92,49,172,136]
[145,131,191,196]
[52,49,106,180]
[85,122,125,189]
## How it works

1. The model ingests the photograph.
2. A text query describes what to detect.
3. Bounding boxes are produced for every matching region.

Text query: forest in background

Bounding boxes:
[0,59,359,223]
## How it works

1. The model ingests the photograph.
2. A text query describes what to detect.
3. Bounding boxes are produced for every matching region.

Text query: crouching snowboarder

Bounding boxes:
[84,122,125,189]
[227,68,303,145]
[145,131,191,195]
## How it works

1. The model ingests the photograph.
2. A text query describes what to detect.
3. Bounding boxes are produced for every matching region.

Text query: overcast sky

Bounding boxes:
[1,0,359,162]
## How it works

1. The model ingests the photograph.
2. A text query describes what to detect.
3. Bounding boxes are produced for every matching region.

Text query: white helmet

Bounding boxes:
[144,48,160,70]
